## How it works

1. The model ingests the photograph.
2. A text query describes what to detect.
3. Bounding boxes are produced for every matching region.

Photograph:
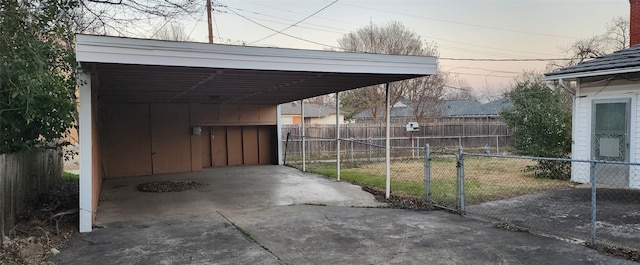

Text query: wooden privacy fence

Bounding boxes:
[283,122,511,139]
[282,122,514,155]
[0,149,63,241]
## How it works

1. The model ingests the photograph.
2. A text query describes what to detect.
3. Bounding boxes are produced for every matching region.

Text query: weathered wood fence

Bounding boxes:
[0,149,63,241]
[282,122,514,155]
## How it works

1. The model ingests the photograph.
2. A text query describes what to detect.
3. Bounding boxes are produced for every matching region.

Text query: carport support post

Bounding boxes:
[284,132,291,165]
[78,71,93,233]
[425,144,431,202]
[590,161,597,245]
[336,92,341,181]
[350,138,354,162]
[456,146,465,215]
[301,100,306,172]
[385,83,391,199]
[368,137,372,162]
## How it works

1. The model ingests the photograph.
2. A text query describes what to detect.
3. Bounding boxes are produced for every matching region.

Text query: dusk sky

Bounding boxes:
[161,0,629,100]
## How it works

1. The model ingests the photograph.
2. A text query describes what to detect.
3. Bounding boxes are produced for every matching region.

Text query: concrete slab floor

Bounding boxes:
[225,206,635,265]
[54,166,635,264]
[94,165,385,225]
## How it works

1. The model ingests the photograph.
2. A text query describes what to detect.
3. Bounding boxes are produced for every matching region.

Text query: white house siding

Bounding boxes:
[575,79,640,188]
[308,114,345,125]
[572,92,590,183]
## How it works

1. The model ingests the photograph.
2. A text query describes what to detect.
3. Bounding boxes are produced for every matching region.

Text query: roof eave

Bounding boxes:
[542,66,640,81]
[75,34,438,76]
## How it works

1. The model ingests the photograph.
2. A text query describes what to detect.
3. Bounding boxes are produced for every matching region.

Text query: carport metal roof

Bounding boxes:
[76,34,437,105]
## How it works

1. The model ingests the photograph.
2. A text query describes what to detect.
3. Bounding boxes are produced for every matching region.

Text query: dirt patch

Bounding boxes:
[586,242,640,263]
[1,179,79,265]
[137,181,206,192]
[361,185,435,210]
[495,221,529,232]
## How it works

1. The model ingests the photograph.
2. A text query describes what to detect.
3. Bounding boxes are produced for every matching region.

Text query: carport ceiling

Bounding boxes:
[76,35,437,105]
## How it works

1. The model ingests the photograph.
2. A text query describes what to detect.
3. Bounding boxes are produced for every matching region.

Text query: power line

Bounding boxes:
[335,1,576,40]
[212,10,221,41]
[228,7,347,34]
[439,45,531,59]
[214,4,575,62]
[236,0,361,28]
[224,3,570,60]
[421,34,561,58]
[249,0,339,45]
[223,5,341,49]
[187,5,207,40]
[229,4,547,58]
[444,66,522,75]
[448,71,515,78]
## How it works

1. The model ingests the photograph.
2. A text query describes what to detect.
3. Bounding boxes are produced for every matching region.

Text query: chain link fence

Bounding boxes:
[462,153,640,251]
[283,133,461,210]
[282,134,640,253]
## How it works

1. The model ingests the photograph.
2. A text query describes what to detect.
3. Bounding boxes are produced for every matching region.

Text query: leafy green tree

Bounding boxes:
[501,73,572,179]
[0,0,78,154]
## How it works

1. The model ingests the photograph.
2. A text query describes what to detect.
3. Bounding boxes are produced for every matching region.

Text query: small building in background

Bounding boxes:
[280,102,345,125]
[351,99,510,124]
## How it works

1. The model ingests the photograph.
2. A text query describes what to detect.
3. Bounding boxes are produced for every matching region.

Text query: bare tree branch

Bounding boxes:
[338,21,446,123]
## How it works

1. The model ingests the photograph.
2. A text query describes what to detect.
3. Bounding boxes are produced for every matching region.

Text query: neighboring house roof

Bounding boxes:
[351,100,415,119]
[543,44,640,80]
[353,99,499,119]
[280,102,340,118]
[452,98,512,116]
[440,100,483,116]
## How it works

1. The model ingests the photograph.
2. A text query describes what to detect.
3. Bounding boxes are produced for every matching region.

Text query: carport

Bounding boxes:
[76,34,437,232]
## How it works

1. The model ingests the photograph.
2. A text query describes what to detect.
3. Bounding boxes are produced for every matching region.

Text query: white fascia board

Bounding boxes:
[78,72,93,233]
[76,34,437,76]
[542,66,640,81]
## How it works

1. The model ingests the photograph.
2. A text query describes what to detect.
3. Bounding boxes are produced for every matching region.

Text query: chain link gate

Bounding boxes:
[455,150,640,252]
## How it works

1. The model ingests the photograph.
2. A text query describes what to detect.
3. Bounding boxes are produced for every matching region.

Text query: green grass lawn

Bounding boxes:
[63,171,79,179]
[301,155,570,206]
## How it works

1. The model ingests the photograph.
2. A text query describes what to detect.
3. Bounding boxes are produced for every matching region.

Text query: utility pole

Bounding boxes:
[206,0,213,43]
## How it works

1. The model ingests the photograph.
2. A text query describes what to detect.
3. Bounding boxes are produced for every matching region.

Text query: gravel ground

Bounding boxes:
[1,179,79,265]
[136,181,207,192]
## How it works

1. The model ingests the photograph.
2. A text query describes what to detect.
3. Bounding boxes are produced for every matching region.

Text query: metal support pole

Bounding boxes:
[590,161,597,245]
[457,145,465,215]
[301,100,306,172]
[308,137,312,163]
[496,136,499,154]
[336,92,341,181]
[425,144,431,202]
[368,137,372,162]
[411,133,415,159]
[284,132,291,165]
[385,83,391,199]
[350,137,354,162]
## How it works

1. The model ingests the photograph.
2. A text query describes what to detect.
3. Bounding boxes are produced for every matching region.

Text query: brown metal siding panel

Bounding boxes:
[151,104,191,174]
[211,127,227,167]
[226,127,243,166]
[103,104,152,177]
[242,126,259,165]
[201,127,212,168]
[258,126,274,164]
[211,127,229,167]
[190,104,202,172]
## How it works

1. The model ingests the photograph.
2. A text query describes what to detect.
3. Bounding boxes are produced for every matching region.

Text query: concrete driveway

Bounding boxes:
[54,166,634,264]
[467,187,640,250]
